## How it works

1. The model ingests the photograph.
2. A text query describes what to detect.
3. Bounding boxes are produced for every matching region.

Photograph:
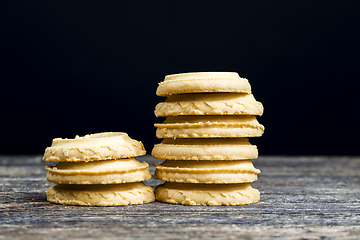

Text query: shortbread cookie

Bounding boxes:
[155,115,264,138]
[156,72,251,96]
[154,160,260,184]
[46,158,152,184]
[152,138,258,160]
[47,182,155,206]
[155,182,260,206]
[155,93,263,117]
[43,132,146,162]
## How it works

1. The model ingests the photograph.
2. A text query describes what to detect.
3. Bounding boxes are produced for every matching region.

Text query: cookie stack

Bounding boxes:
[152,72,264,206]
[43,132,155,206]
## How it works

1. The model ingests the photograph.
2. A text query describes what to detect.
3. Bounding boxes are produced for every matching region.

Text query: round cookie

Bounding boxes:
[46,158,152,184]
[156,72,251,96]
[155,115,264,139]
[154,93,263,117]
[151,138,258,160]
[154,160,261,184]
[46,182,155,206]
[43,132,146,162]
[155,182,260,206]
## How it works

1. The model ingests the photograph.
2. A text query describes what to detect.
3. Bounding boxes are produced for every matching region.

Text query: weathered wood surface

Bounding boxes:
[0,155,359,239]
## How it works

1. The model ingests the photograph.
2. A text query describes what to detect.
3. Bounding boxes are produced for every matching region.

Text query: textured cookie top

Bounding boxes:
[159,137,252,145]
[155,115,264,138]
[45,158,152,185]
[154,160,260,184]
[155,93,263,117]
[46,158,149,174]
[160,115,260,124]
[43,132,146,162]
[164,72,241,81]
[158,182,254,192]
[152,138,258,160]
[157,72,251,96]
[49,182,149,192]
[164,92,256,102]
[155,160,260,172]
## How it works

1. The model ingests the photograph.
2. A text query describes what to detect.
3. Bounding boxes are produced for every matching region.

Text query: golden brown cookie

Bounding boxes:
[46,158,152,184]
[43,132,146,162]
[47,182,155,206]
[151,138,258,160]
[155,115,264,138]
[155,182,260,206]
[156,72,251,96]
[155,93,263,117]
[154,160,260,184]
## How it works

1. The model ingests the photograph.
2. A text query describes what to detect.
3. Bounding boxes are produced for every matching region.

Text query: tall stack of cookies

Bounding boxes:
[43,132,155,206]
[152,72,264,206]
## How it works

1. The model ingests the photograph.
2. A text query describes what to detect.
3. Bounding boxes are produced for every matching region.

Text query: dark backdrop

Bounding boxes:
[1,1,359,155]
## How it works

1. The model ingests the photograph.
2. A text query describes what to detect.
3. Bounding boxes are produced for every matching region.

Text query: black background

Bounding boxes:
[1,1,359,155]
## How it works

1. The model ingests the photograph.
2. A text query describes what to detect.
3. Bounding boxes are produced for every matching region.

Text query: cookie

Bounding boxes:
[151,138,258,160]
[46,158,152,184]
[43,132,146,162]
[156,72,251,96]
[155,115,264,139]
[47,182,155,206]
[155,93,263,117]
[154,160,260,184]
[155,182,260,206]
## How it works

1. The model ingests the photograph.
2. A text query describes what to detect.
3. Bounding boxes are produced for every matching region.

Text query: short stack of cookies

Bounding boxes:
[152,72,264,206]
[43,132,155,206]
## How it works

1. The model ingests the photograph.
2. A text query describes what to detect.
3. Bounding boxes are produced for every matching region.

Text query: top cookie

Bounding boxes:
[156,72,251,96]
[43,132,146,162]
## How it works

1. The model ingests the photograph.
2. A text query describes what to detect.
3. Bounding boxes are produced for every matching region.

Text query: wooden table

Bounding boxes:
[1,155,359,239]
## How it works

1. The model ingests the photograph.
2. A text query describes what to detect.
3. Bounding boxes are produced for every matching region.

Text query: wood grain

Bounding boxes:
[1,155,359,239]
